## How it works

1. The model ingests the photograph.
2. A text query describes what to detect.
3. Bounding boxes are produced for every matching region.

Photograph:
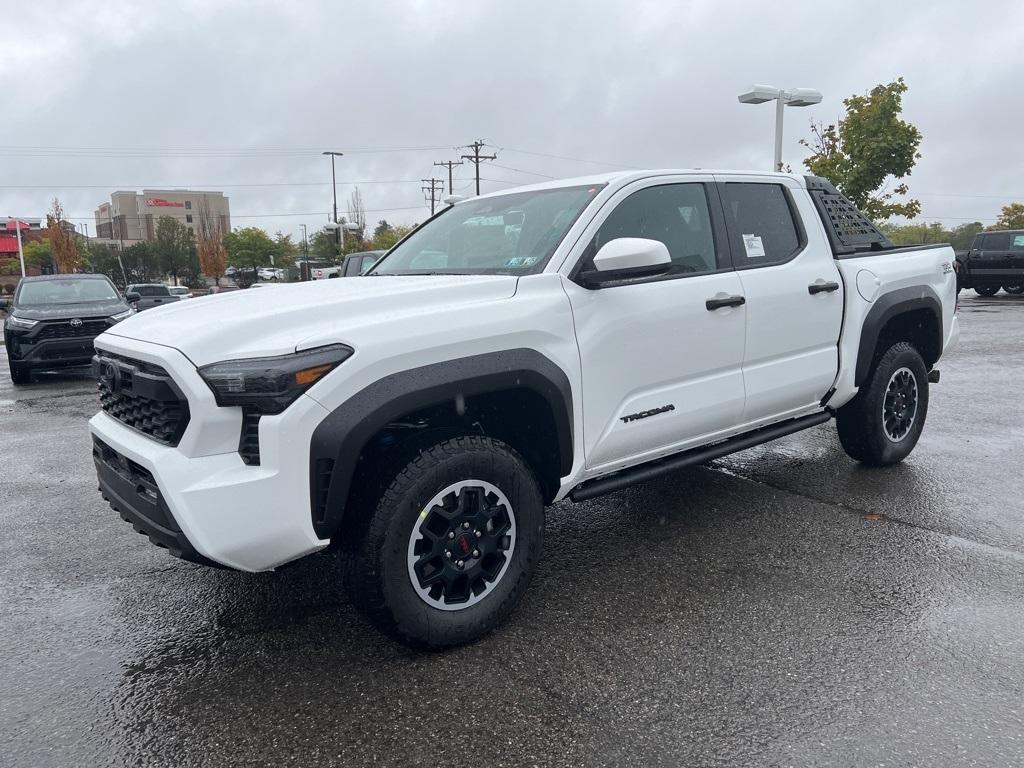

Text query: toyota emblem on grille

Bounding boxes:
[70,318,83,328]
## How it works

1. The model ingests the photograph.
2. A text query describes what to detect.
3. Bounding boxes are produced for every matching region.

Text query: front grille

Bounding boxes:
[94,353,190,445]
[35,319,109,341]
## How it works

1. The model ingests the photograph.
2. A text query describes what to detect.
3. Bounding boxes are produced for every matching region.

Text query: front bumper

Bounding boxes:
[89,334,332,572]
[5,333,99,368]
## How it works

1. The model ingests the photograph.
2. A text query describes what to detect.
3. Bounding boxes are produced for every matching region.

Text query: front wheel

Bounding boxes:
[1003,284,1024,295]
[975,285,1000,297]
[836,342,929,466]
[345,435,544,649]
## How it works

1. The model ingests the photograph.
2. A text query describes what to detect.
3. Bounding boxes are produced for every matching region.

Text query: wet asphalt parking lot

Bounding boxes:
[2,291,1023,768]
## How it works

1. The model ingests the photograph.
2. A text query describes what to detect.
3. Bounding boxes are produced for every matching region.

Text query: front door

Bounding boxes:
[563,179,747,472]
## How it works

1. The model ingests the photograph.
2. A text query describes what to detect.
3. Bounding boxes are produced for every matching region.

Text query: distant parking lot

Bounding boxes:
[2,291,1023,767]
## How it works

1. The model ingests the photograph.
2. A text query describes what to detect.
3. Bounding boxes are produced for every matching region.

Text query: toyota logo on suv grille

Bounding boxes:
[69,318,83,328]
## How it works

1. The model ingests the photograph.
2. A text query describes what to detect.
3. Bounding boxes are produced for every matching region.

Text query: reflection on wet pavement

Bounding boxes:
[2,292,1023,767]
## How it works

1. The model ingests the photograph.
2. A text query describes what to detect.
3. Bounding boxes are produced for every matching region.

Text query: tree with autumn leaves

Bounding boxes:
[45,199,80,273]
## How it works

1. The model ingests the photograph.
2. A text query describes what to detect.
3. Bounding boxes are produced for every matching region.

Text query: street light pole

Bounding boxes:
[14,217,26,277]
[738,85,823,171]
[323,151,344,256]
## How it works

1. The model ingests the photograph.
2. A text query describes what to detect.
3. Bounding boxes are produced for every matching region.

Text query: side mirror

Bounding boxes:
[579,238,672,288]
[125,291,141,303]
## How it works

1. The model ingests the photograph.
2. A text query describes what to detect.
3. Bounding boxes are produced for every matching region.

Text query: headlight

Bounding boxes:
[197,344,353,414]
[5,315,38,330]
[109,309,135,322]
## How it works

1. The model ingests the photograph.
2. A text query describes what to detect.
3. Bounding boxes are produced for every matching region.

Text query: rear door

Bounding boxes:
[714,175,844,424]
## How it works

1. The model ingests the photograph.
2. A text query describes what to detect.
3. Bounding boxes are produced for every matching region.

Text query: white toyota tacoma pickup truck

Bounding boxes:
[90,171,959,648]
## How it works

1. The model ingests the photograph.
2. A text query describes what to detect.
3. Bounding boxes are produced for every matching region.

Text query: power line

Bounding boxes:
[460,140,498,196]
[488,162,557,180]
[0,179,425,189]
[498,146,636,169]
[60,206,426,222]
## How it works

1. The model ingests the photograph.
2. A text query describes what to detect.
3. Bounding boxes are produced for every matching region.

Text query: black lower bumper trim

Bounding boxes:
[92,437,223,569]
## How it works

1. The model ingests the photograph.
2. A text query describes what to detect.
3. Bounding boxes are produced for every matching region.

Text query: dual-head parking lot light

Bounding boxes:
[738,85,823,172]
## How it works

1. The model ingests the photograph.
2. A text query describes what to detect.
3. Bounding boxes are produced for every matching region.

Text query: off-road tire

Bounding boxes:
[975,285,1000,297]
[345,435,544,649]
[836,342,929,466]
[1003,284,1024,295]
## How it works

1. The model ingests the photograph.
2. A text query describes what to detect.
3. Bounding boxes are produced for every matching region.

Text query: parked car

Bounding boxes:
[125,283,181,311]
[342,250,385,277]
[90,171,959,648]
[168,286,193,299]
[0,274,134,385]
[311,264,342,279]
[257,267,285,281]
[955,230,1024,296]
[312,252,385,279]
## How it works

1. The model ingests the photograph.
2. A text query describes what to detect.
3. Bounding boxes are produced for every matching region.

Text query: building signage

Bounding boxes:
[146,198,185,208]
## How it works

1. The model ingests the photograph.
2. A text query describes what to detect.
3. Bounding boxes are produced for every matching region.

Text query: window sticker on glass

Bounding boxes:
[1013,235,1024,247]
[742,234,766,258]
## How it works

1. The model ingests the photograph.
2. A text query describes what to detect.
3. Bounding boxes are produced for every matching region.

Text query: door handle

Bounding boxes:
[808,281,840,295]
[705,294,746,310]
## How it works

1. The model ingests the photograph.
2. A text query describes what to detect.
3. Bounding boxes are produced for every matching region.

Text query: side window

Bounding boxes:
[984,232,1011,251]
[720,183,802,267]
[593,183,718,275]
[1011,234,1024,251]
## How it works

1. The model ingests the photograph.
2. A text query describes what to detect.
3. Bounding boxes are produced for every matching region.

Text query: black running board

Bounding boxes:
[569,411,832,502]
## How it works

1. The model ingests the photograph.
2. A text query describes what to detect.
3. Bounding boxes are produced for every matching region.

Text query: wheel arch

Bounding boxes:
[855,286,942,387]
[308,349,574,540]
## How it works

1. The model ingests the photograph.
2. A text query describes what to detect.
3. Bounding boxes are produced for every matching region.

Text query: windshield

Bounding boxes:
[16,278,120,306]
[128,284,170,296]
[371,184,603,275]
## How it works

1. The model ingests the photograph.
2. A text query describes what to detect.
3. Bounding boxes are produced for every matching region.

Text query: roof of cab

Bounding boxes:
[470,170,808,200]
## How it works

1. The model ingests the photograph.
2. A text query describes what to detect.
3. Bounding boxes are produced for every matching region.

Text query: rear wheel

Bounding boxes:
[975,285,1000,297]
[345,435,544,649]
[836,342,929,466]
[9,361,30,386]
[1003,284,1024,295]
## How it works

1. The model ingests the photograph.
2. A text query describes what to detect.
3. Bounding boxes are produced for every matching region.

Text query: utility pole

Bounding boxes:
[323,151,344,253]
[460,140,497,196]
[433,159,463,195]
[299,223,308,259]
[421,178,445,216]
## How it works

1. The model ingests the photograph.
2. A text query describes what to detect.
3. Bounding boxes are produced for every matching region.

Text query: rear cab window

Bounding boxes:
[719,182,803,267]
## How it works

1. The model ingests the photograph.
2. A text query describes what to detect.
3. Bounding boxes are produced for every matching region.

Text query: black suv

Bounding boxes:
[956,230,1024,296]
[0,274,135,385]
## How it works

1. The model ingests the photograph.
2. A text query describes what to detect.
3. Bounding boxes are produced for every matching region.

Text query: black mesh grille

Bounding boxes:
[35,319,109,340]
[95,354,190,446]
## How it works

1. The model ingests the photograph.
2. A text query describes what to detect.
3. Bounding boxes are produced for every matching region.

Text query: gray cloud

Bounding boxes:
[3,0,1022,238]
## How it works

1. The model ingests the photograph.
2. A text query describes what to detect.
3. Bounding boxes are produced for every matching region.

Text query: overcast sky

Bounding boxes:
[3,0,1021,240]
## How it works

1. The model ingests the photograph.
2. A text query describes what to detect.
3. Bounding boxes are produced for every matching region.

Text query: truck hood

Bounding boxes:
[100,275,520,366]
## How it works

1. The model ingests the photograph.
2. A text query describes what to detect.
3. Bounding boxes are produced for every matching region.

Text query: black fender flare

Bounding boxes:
[855,286,943,387]
[308,348,574,539]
